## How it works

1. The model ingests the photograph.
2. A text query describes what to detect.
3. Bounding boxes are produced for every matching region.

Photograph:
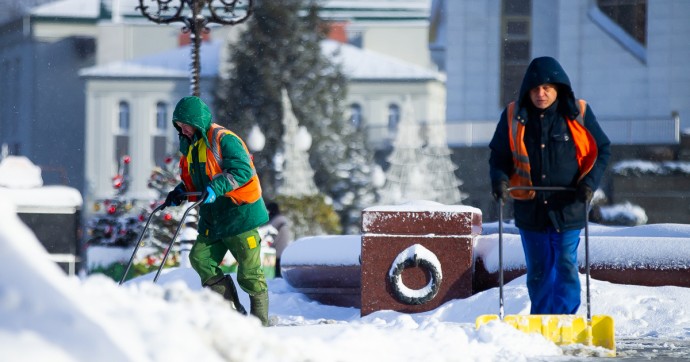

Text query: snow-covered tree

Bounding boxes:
[276,89,317,197]
[380,96,465,205]
[214,0,377,233]
[421,118,467,204]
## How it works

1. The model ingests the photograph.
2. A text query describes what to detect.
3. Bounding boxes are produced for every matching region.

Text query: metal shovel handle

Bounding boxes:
[119,192,202,285]
[153,197,204,283]
[497,186,591,320]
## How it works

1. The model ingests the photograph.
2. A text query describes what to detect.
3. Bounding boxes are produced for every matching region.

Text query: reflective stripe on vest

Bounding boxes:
[180,124,262,205]
[507,99,597,200]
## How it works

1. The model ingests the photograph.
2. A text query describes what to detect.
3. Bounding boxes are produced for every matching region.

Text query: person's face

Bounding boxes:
[176,122,195,138]
[529,83,558,110]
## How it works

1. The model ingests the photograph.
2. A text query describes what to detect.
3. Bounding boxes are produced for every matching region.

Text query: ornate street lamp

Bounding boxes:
[137,0,254,96]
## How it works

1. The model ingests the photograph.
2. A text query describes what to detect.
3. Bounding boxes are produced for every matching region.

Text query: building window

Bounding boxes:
[153,101,169,167]
[349,103,362,129]
[500,0,532,107]
[156,101,168,131]
[597,0,646,45]
[388,103,400,137]
[118,101,130,131]
[116,101,130,164]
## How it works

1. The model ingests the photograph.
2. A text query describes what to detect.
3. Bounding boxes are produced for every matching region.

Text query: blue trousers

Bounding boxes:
[519,227,581,314]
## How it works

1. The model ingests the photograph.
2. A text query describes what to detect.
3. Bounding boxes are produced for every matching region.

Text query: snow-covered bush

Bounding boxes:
[275,194,342,240]
[613,160,690,176]
[594,202,648,226]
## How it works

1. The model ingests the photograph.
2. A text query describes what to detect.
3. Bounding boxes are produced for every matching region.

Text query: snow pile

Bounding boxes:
[613,160,690,176]
[0,156,82,212]
[0,156,43,188]
[598,202,648,225]
[0,199,133,361]
[4,197,690,360]
[476,223,690,272]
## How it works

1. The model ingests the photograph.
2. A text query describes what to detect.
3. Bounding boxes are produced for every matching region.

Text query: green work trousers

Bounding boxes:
[190,228,267,295]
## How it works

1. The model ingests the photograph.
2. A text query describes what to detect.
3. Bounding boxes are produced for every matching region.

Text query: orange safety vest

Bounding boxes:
[180,124,262,205]
[507,99,598,200]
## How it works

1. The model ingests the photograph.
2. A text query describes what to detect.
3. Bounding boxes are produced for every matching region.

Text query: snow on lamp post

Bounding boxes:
[136,0,254,96]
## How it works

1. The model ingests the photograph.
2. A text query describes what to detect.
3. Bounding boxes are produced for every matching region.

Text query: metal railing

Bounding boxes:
[364,115,680,149]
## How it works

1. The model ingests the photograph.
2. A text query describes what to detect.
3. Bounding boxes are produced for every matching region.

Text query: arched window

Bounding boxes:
[156,101,168,131]
[115,100,130,164]
[388,103,400,132]
[153,101,169,166]
[118,101,130,131]
[350,103,363,129]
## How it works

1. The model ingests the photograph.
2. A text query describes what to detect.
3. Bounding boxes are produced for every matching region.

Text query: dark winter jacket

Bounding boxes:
[172,96,269,239]
[489,57,611,232]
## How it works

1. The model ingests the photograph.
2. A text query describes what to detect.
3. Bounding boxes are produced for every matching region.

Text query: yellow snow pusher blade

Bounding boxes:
[481,187,616,356]
[476,314,615,356]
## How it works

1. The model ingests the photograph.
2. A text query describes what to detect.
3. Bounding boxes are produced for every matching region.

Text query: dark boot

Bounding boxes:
[204,275,247,315]
[249,291,269,326]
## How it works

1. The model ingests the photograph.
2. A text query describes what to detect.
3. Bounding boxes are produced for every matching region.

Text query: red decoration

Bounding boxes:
[112,175,124,189]
[164,213,173,221]
[164,156,173,164]
[107,205,117,215]
[123,155,131,164]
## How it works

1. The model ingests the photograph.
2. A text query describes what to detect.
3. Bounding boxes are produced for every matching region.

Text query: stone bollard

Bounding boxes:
[360,202,482,316]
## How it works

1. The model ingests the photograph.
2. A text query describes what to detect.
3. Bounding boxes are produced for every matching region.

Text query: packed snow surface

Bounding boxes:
[3,198,690,361]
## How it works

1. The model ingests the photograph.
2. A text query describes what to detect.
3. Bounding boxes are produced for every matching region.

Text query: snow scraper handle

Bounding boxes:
[153,197,204,283]
[119,192,202,285]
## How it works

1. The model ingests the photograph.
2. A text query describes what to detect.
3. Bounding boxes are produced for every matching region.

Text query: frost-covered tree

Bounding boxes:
[421,118,467,204]
[380,96,465,205]
[214,0,377,233]
[276,89,318,197]
[379,97,427,204]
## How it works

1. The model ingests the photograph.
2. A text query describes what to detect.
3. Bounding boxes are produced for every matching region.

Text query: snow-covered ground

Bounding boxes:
[3,198,690,361]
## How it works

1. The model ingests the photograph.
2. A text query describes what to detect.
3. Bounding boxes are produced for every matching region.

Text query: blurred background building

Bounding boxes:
[0,0,688,223]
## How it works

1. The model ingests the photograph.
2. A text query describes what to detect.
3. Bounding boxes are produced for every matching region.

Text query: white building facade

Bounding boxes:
[0,0,442,214]
[432,0,689,146]
[80,38,445,208]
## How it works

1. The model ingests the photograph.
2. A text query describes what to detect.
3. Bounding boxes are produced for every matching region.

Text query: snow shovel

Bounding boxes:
[119,192,202,285]
[475,186,615,356]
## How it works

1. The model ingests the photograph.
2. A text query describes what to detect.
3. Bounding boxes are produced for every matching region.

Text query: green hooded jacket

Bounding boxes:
[172,96,269,239]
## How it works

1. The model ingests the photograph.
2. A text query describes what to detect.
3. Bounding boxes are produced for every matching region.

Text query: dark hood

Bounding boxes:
[517,56,580,118]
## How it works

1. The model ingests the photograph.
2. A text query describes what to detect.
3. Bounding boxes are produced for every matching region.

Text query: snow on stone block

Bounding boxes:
[281,235,361,267]
[280,235,362,308]
[362,200,482,235]
[473,224,690,292]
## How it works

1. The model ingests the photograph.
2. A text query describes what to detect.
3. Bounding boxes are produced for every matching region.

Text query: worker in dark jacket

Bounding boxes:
[163,96,270,326]
[488,56,611,314]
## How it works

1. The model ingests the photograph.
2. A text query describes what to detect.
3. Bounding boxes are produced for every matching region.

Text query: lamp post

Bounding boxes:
[137,0,254,96]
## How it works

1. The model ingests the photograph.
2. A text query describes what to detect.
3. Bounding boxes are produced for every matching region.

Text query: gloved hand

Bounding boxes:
[203,186,217,204]
[491,180,509,203]
[576,183,593,203]
[163,184,186,209]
